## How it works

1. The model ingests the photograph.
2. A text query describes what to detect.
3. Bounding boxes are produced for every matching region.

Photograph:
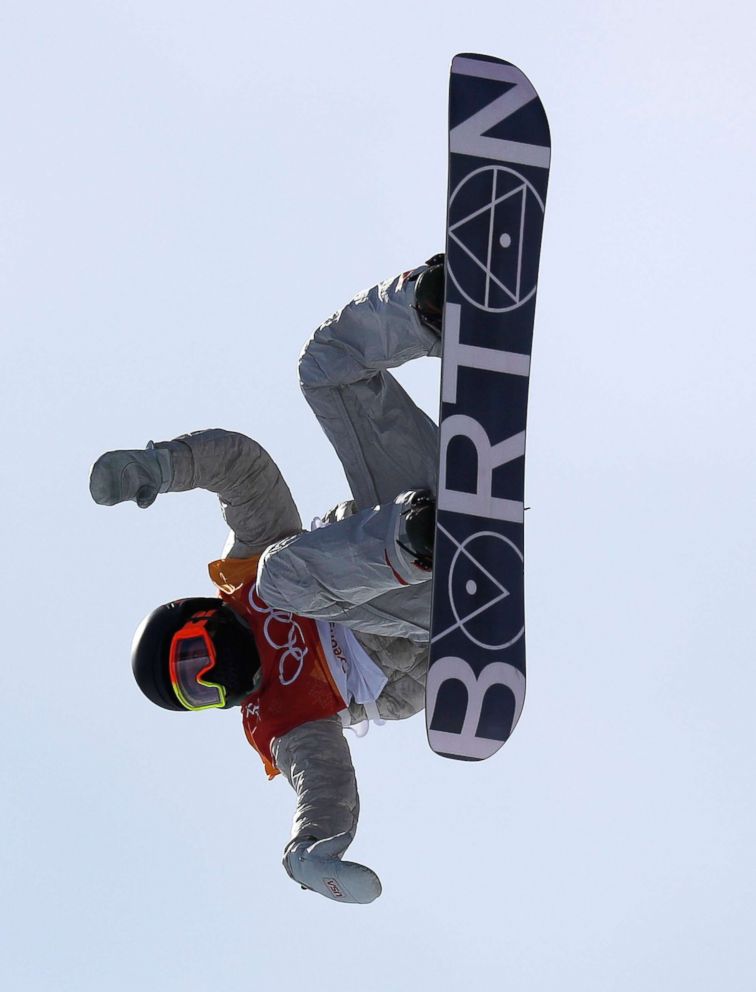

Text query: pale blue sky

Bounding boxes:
[2,2,755,990]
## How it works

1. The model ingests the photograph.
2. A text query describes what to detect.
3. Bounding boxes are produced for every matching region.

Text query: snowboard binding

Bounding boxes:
[398,490,436,572]
[413,253,445,335]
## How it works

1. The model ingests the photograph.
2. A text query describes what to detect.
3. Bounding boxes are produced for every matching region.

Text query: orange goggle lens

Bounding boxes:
[169,616,227,711]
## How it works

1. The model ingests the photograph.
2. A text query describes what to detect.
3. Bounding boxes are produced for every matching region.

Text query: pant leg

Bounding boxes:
[299,267,441,511]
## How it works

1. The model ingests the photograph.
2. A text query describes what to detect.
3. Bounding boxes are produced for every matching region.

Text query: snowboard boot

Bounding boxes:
[413,253,445,335]
[397,490,436,572]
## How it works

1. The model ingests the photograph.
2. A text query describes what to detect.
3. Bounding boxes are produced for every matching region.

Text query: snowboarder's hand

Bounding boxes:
[89,443,172,509]
[283,834,382,904]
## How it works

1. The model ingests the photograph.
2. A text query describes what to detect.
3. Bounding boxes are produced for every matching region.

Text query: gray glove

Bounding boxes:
[89,442,173,509]
[283,834,382,904]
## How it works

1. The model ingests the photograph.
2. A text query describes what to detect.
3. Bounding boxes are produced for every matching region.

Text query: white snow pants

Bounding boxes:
[298,266,441,511]
[258,267,440,643]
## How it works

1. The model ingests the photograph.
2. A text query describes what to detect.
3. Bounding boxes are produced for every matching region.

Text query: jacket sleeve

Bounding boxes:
[270,717,360,853]
[154,429,302,558]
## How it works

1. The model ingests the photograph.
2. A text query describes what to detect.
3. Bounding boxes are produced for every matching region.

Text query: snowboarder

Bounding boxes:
[90,256,445,904]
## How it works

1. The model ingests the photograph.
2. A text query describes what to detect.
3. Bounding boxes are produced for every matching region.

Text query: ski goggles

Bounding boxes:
[169,612,226,711]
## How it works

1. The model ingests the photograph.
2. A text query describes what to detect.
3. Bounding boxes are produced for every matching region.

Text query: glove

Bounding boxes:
[283,834,382,904]
[89,441,173,509]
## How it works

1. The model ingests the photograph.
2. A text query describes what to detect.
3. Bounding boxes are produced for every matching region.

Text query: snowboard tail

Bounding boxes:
[426,54,551,760]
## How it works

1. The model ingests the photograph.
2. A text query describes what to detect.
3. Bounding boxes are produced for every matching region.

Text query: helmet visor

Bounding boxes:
[169,617,226,711]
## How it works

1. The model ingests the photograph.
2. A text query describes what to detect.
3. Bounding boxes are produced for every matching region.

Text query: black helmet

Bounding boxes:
[131,597,259,711]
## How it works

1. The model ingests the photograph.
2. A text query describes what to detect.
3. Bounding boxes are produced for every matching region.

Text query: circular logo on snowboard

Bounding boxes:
[444,530,525,651]
[448,165,545,313]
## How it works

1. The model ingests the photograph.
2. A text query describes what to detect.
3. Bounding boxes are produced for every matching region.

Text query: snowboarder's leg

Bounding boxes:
[299,264,441,511]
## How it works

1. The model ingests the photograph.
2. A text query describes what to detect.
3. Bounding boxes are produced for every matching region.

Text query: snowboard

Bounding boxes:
[426,53,551,760]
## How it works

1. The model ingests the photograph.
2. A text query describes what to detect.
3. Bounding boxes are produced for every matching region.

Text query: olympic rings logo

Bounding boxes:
[249,586,309,686]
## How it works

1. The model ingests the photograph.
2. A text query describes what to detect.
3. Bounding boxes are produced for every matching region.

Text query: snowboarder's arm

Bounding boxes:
[90,429,302,558]
[156,430,301,557]
[271,717,381,904]
[271,717,359,848]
